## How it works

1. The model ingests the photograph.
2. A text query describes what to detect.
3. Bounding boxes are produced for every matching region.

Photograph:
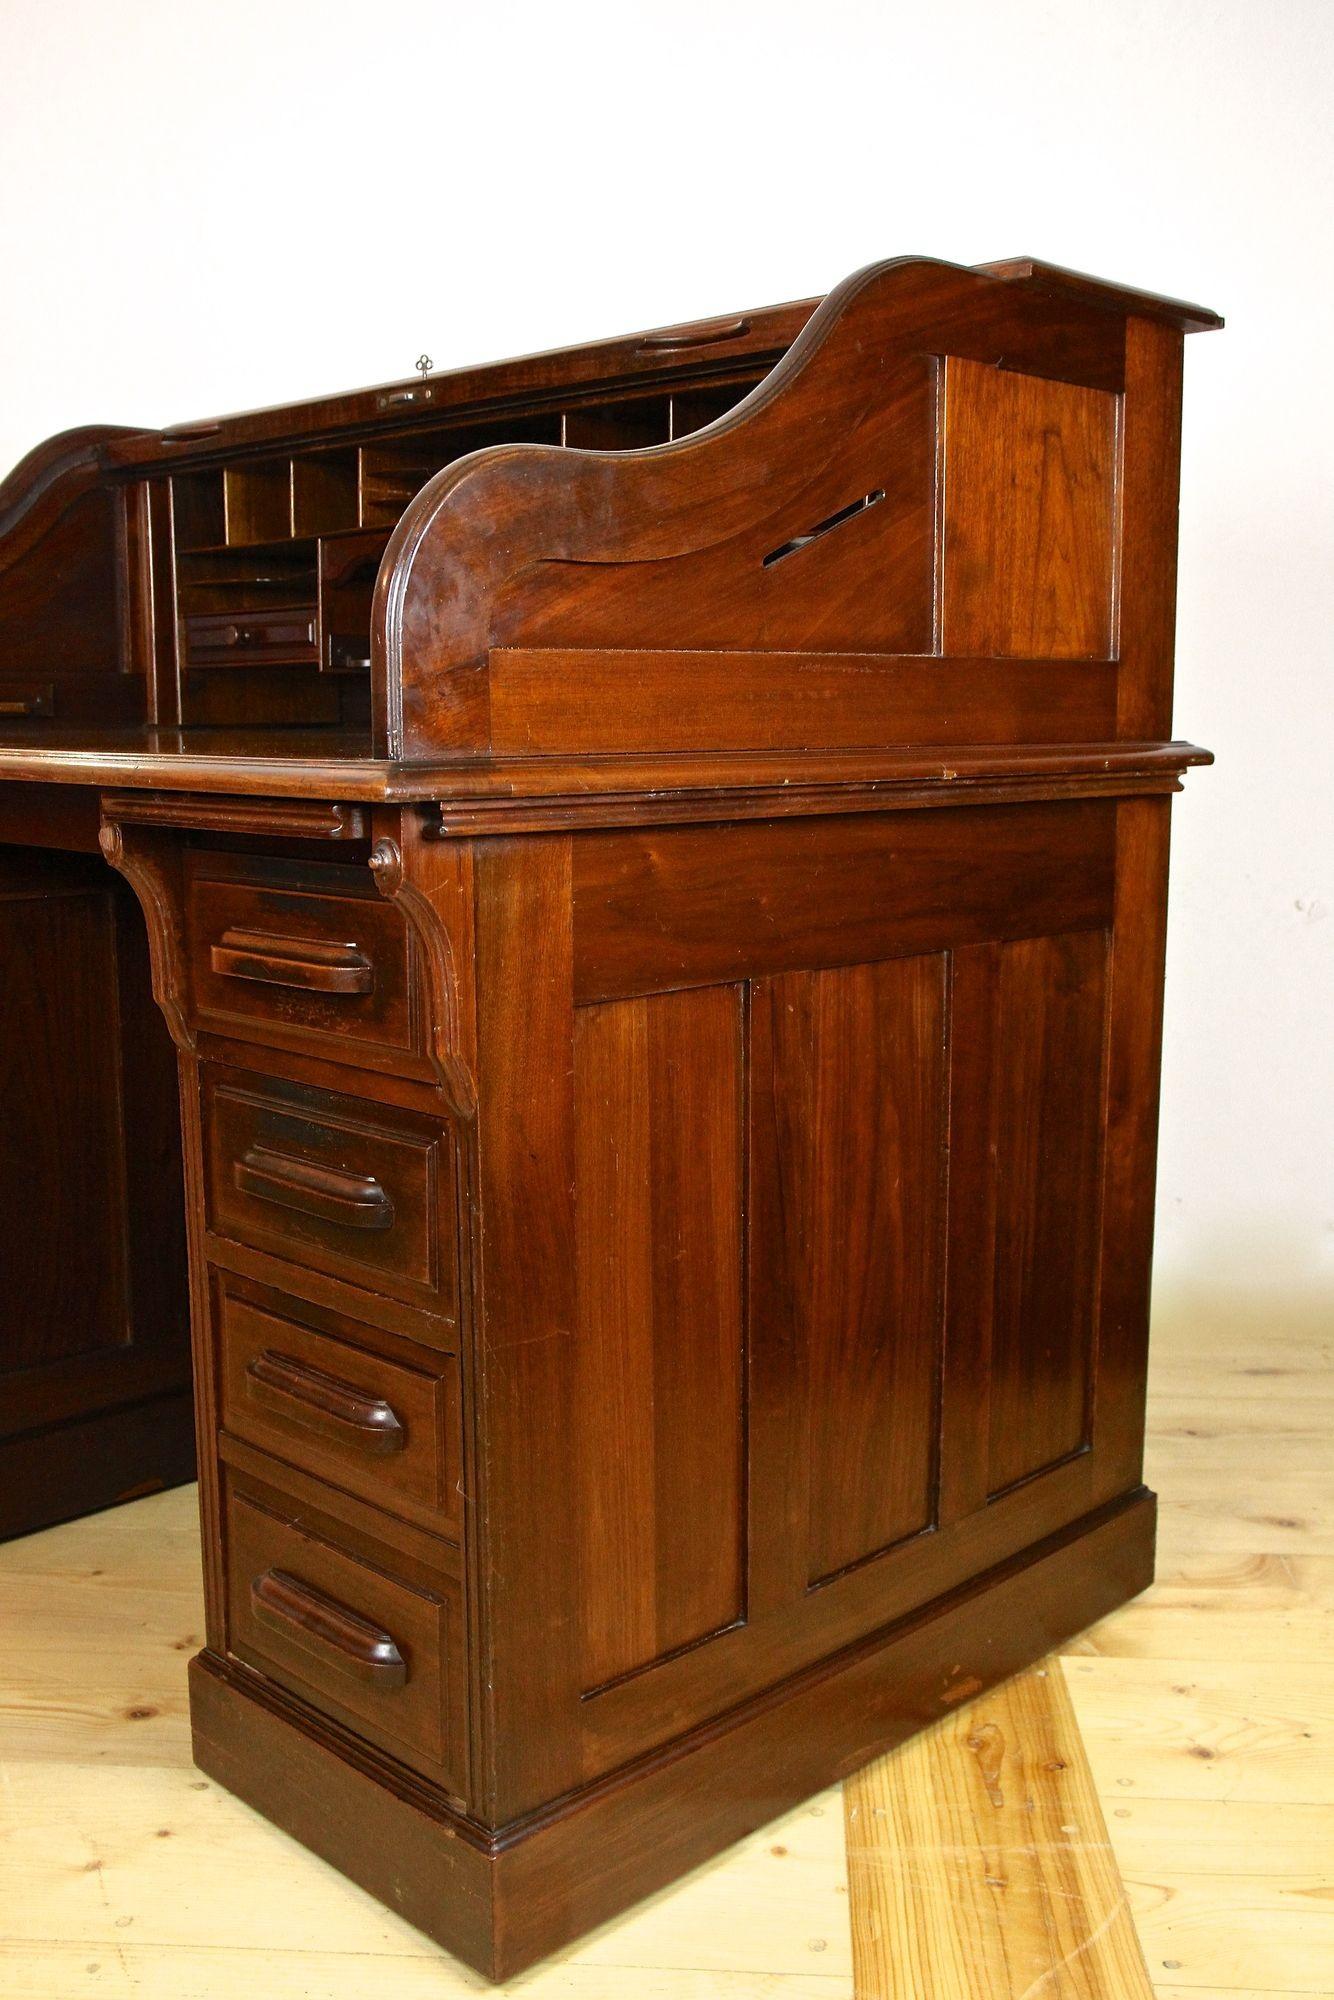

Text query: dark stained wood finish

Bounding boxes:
[216,1274,462,1534]
[942,359,1118,658]
[202,1067,457,1324]
[192,1487,1156,1981]
[751,957,947,1588]
[487,648,1119,755]
[225,1474,466,1795]
[185,848,429,1079]
[574,984,745,1689]
[572,801,1115,1002]
[0,255,1218,1979]
[0,845,192,1539]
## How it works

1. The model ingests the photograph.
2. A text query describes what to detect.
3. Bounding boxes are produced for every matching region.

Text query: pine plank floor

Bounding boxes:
[1,1285,1329,1997]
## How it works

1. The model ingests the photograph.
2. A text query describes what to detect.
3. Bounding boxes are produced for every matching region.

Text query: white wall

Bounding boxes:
[2,0,1330,1305]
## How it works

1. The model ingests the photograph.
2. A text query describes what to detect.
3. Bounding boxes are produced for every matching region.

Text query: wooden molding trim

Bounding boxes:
[368,829,478,1118]
[102,791,368,841]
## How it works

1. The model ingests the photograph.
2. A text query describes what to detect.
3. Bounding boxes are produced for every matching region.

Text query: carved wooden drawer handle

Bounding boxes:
[245,1349,407,1454]
[637,315,751,352]
[210,926,374,995]
[234,1145,395,1231]
[250,1567,407,1688]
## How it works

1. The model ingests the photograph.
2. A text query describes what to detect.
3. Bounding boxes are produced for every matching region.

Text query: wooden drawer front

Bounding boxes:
[218,1282,461,1534]
[187,853,422,1073]
[185,605,318,669]
[226,1485,464,1791]
[204,1069,454,1319]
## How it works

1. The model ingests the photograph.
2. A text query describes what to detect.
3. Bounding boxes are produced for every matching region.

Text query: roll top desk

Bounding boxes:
[0,255,1218,1978]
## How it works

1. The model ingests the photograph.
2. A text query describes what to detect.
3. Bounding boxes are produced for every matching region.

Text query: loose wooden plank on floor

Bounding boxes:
[843,1659,1153,1998]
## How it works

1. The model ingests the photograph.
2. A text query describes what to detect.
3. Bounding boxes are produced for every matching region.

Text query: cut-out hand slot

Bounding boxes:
[762,488,886,568]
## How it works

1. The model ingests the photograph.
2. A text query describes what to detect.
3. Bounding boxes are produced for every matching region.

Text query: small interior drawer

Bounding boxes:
[186,851,424,1075]
[184,605,318,669]
[203,1068,456,1325]
[217,1278,461,1535]
[225,1481,464,1793]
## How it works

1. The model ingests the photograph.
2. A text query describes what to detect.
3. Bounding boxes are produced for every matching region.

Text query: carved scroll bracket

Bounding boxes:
[369,827,478,1120]
[98,818,195,1053]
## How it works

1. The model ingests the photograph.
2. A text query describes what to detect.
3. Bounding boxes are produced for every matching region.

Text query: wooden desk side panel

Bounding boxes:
[469,798,1166,1825]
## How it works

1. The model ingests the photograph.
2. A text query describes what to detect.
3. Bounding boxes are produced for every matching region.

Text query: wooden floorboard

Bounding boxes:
[1,1283,1330,1996]
[844,1659,1154,1998]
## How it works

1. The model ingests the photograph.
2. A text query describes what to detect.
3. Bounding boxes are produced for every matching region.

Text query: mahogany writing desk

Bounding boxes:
[0,257,1218,1978]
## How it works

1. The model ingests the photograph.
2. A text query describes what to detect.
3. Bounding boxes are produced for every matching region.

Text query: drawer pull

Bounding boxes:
[251,1567,408,1688]
[234,1145,395,1231]
[205,619,314,650]
[211,927,374,995]
[245,1348,407,1453]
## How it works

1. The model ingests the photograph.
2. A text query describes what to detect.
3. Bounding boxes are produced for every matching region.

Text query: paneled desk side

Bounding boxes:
[0,253,1218,1979]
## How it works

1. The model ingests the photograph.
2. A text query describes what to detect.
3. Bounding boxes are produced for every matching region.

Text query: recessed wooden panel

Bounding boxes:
[574,803,1114,1004]
[942,358,1117,658]
[750,957,947,1590]
[574,984,745,1690]
[946,930,1109,1506]
[0,856,127,1371]
[987,931,1108,1492]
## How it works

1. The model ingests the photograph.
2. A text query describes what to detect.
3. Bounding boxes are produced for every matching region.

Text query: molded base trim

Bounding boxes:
[190,1487,1155,1981]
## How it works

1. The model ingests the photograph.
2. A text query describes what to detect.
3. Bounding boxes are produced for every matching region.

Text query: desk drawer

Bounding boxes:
[217,1279,461,1534]
[204,1069,455,1322]
[225,1482,464,1792]
[186,852,424,1075]
[185,605,318,669]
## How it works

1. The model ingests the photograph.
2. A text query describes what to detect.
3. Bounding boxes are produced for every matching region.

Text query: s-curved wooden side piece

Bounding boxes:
[373,255,1182,759]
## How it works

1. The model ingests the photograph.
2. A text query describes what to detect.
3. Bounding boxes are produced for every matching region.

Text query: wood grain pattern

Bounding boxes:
[487,648,1119,755]
[202,1067,455,1322]
[471,833,581,1822]
[575,984,745,1689]
[942,357,1118,659]
[940,931,1109,1511]
[1117,320,1185,740]
[845,1660,1154,1999]
[985,930,1108,1496]
[750,957,947,1592]
[574,802,1115,1004]
[216,1275,462,1534]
